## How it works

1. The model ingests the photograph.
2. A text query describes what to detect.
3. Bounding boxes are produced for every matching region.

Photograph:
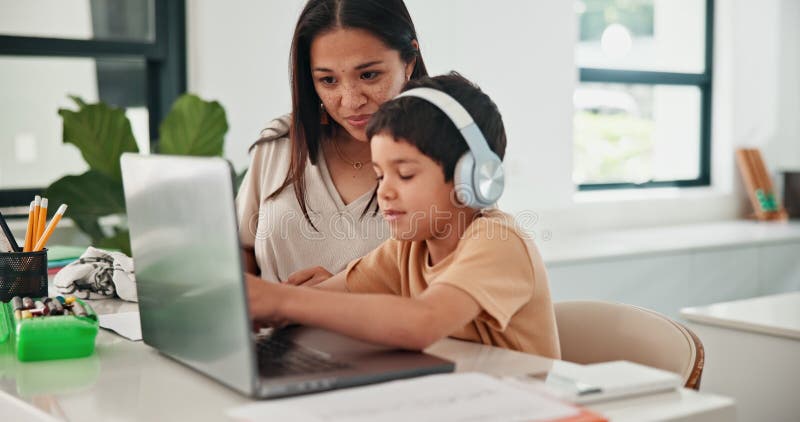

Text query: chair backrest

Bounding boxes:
[554,301,704,390]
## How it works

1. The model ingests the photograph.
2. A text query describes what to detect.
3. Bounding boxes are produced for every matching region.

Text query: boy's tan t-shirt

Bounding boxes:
[344,209,561,359]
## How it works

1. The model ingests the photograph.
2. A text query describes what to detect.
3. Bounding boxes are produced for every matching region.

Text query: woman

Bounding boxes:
[237,0,428,284]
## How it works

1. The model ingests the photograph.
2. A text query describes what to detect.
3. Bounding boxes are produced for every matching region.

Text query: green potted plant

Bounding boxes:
[45,94,230,255]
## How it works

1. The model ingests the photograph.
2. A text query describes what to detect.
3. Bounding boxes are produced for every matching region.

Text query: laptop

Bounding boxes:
[120,153,454,398]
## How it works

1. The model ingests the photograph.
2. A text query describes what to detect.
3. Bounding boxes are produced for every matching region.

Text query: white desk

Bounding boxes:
[681,292,800,422]
[1,300,735,422]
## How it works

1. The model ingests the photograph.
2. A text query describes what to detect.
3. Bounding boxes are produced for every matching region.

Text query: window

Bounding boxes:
[0,0,185,213]
[573,0,713,190]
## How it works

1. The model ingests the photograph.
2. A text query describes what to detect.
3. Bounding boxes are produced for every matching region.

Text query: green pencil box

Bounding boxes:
[0,297,98,362]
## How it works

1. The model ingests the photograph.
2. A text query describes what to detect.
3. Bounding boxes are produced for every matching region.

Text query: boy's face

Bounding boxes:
[371,133,464,242]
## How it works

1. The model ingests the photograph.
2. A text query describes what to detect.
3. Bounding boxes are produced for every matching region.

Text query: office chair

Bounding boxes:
[554,300,704,390]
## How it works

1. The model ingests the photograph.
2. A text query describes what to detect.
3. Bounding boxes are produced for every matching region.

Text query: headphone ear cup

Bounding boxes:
[453,152,478,208]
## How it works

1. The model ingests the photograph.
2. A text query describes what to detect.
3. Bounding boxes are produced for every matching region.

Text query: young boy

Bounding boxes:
[246,73,560,359]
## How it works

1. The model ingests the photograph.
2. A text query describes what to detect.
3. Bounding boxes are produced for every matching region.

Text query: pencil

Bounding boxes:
[0,210,21,252]
[34,204,67,252]
[35,197,48,246]
[29,196,41,252]
[23,201,35,252]
[31,196,41,246]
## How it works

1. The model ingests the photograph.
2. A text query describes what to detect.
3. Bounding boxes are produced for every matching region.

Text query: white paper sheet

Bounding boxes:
[227,372,579,422]
[98,311,142,341]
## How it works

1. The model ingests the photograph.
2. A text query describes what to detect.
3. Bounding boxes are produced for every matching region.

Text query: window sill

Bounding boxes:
[539,219,800,265]
[573,185,726,204]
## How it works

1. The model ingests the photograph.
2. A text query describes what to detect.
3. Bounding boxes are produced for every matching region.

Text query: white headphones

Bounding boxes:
[395,88,505,208]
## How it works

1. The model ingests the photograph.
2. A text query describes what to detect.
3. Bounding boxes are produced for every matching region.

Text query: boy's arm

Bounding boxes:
[246,274,480,350]
[310,270,347,291]
[285,266,335,287]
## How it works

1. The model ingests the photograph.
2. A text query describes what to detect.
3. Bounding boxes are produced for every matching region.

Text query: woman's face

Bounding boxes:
[310,28,415,142]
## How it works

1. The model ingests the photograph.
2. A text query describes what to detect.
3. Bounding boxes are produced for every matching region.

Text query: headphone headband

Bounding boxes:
[394,87,504,207]
[395,88,495,159]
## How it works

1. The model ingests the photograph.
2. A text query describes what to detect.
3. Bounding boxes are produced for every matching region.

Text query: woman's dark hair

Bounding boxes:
[366,72,507,181]
[270,0,428,228]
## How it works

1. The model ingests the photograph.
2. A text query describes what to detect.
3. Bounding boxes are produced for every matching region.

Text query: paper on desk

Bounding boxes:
[98,311,142,341]
[227,372,580,422]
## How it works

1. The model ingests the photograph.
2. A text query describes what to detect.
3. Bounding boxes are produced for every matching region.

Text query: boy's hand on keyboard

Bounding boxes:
[246,273,289,329]
[252,319,289,332]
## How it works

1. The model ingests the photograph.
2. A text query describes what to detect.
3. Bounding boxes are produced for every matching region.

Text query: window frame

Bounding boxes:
[0,0,186,209]
[576,0,714,191]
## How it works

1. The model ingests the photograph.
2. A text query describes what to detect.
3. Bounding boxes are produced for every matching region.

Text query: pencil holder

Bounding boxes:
[0,250,48,302]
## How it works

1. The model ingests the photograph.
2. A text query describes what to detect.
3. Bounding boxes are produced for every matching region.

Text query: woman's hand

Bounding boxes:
[245,273,290,330]
[285,266,333,286]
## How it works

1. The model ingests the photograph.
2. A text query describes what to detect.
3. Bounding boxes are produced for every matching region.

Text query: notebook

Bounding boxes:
[507,360,683,404]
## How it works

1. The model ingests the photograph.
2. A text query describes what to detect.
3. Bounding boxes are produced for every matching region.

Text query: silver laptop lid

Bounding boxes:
[121,153,257,396]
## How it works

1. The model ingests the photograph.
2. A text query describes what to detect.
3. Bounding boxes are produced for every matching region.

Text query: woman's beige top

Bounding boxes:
[236,116,388,282]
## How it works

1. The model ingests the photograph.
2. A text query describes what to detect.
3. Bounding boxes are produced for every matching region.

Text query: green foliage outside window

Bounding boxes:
[579,0,654,41]
[573,110,654,184]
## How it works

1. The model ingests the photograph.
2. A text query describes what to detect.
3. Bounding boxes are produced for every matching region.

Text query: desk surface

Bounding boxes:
[681,292,800,340]
[1,299,734,422]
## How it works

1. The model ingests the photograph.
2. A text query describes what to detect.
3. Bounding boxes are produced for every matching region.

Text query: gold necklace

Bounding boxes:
[331,139,369,170]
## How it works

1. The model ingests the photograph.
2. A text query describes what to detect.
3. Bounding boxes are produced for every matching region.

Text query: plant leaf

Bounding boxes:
[68,95,88,109]
[70,215,105,243]
[45,170,126,218]
[58,100,139,181]
[95,229,131,256]
[158,94,228,156]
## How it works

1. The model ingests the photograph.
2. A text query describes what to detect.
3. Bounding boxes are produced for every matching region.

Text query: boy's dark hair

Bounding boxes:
[366,72,506,182]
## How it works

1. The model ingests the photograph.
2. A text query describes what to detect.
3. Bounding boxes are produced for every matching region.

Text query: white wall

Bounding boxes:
[404,0,576,212]
[187,0,800,236]
[775,0,800,171]
[186,1,304,171]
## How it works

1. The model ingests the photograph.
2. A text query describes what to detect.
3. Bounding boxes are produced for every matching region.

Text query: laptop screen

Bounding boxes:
[121,153,257,395]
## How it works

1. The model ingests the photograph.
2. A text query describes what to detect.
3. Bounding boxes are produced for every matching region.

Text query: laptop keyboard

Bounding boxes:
[256,333,350,377]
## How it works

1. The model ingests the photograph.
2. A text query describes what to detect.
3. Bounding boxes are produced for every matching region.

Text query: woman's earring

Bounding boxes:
[320,103,329,125]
